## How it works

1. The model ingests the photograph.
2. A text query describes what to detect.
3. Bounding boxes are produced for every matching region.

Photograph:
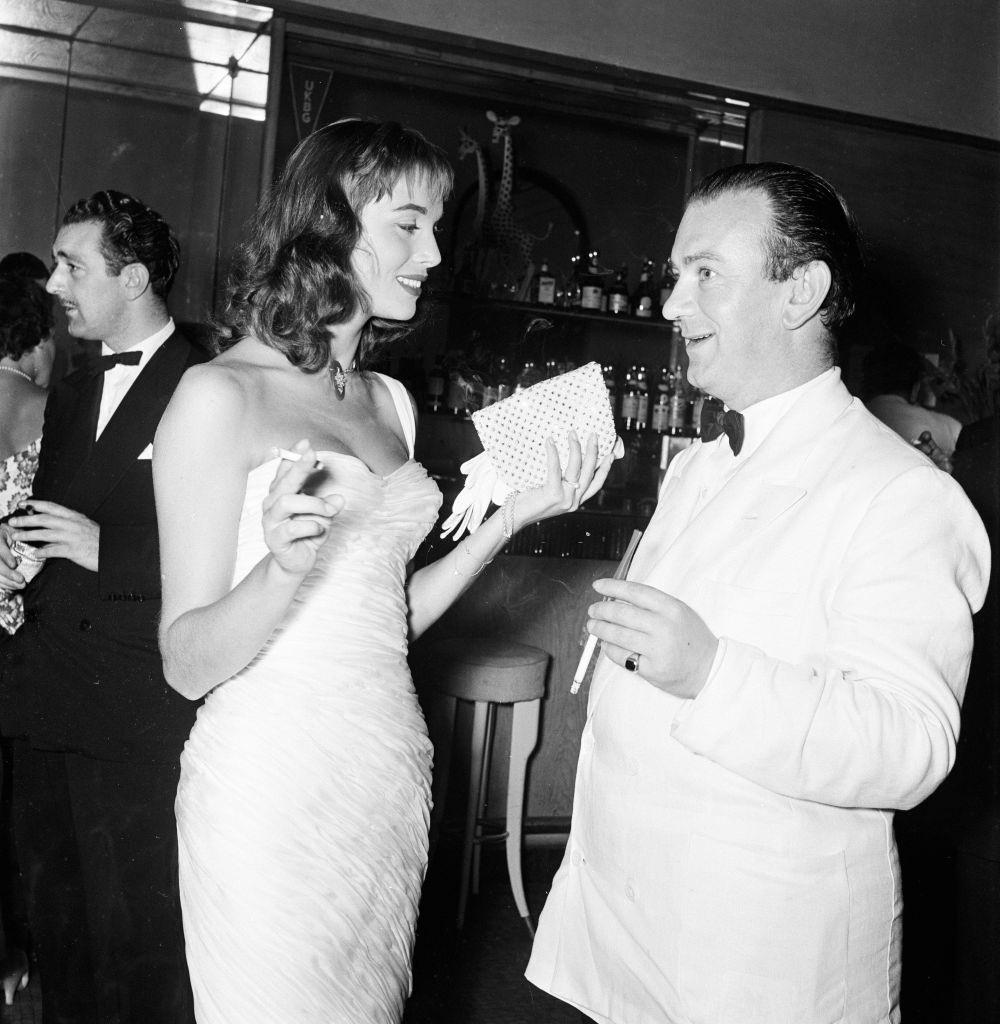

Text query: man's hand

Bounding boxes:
[0,528,26,591]
[586,578,719,699]
[7,500,99,573]
[913,431,953,474]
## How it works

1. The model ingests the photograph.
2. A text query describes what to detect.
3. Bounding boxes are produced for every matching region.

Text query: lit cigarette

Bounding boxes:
[569,528,644,696]
[571,634,599,694]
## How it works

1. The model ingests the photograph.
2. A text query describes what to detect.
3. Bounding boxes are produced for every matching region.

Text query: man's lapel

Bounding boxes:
[637,371,855,587]
[31,368,103,502]
[629,455,708,580]
[63,333,192,515]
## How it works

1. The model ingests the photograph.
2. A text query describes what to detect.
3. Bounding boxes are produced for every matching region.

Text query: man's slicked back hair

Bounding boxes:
[688,162,864,333]
[62,189,180,299]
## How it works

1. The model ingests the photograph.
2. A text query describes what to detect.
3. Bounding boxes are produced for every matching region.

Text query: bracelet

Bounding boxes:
[501,492,517,541]
[451,537,493,579]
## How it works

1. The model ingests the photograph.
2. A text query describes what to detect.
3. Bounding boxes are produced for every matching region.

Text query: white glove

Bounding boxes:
[440,451,508,540]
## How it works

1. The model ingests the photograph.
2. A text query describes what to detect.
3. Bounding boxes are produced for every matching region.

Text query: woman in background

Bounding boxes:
[154,119,614,1023]
[0,272,55,1005]
[0,274,55,632]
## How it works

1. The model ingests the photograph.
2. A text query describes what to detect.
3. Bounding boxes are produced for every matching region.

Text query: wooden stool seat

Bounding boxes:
[427,637,548,704]
[416,636,550,936]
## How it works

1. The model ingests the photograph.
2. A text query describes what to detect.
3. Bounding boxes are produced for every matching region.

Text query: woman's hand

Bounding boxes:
[262,440,344,577]
[513,431,617,529]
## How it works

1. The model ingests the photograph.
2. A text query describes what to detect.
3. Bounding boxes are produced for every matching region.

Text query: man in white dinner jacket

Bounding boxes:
[526,162,990,1024]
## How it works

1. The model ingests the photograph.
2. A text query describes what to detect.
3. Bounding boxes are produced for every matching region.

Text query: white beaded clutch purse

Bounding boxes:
[441,361,620,539]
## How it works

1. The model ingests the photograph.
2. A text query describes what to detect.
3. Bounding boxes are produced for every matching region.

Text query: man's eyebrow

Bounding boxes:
[392,203,427,214]
[681,249,722,266]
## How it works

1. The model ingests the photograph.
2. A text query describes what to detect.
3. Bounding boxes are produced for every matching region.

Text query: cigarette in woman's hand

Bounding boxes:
[273,447,322,468]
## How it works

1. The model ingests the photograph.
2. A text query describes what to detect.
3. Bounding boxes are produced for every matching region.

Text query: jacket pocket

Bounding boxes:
[678,833,848,1024]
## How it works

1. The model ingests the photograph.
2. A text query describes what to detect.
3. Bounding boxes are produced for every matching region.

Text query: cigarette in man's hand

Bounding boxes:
[570,528,643,695]
[571,634,599,694]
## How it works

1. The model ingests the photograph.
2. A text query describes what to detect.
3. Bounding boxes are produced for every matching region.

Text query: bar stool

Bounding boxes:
[419,636,549,936]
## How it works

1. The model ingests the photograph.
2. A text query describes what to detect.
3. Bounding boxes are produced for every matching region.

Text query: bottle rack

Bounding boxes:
[431,292,675,332]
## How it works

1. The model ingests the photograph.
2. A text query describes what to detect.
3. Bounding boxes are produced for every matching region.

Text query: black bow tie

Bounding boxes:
[89,351,142,373]
[701,405,745,455]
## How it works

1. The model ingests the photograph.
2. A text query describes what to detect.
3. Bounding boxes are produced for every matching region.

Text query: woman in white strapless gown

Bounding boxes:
[153,120,614,1024]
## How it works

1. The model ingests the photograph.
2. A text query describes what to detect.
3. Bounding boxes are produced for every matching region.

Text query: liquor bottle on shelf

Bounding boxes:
[669,321,684,368]
[666,365,688,436]
[650,366,671,434]
[623,431,646,498]
[530,258,557,305]
[657,260,675,319]
[580,250,604,311]
[632,259,657,318]
[602,363,618,416]
[619,364,639,432]
[634,366,649,430]
[515,360,542,392]
[446,369,468,417]
[563,252,583,308]
[496,356,513,403]
[480,381,499,408]
[606,264,631,316]
[480,360,500,408]
[686,387,705,436]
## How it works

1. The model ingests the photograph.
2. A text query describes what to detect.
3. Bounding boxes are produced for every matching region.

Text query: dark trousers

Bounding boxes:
[0,738,29,957]
[10,743,194,1024]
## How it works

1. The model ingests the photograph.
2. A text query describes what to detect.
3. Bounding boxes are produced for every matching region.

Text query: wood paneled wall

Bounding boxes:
[748,108,1000,375]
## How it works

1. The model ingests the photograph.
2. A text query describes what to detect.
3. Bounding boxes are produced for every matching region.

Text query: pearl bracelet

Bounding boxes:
[501,492,517,541]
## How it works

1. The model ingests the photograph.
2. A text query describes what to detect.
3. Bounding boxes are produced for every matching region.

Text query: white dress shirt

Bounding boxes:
[95,319,174,440]
[692,366,838,516]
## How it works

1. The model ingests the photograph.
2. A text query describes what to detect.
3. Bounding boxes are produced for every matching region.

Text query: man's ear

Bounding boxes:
[121,262,150,299]
[781,260,831,331]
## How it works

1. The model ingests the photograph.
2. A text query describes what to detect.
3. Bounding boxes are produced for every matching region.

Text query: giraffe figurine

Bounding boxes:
[484,110,547,294]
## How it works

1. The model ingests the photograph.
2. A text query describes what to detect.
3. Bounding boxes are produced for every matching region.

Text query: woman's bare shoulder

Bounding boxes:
[163,338,299,465]
[177,338,286,404]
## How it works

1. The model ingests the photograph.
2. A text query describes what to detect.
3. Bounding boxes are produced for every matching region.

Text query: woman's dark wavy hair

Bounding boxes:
[688,162,865,338]
[0,274,54,359]
[215,119,453,371]
[62,189,180,299]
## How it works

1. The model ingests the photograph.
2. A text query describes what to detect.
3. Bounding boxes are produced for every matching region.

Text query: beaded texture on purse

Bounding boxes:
[440,361,620,540]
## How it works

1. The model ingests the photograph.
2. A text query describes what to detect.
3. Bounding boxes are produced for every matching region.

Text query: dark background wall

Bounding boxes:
[748,108,1000,382]
[286,0,1000,142]
[0,0,270,332]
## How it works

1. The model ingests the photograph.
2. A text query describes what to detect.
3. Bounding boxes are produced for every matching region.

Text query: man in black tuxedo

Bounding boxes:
[0,190,205,1023]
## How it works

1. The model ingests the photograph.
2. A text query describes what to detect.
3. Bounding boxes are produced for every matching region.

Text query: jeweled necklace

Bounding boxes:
[0,365,32,383]
[329,359,357,400]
